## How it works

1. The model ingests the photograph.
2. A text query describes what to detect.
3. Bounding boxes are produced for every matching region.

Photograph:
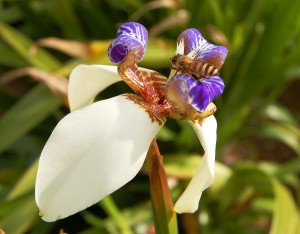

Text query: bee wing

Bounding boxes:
[176,28,228,70]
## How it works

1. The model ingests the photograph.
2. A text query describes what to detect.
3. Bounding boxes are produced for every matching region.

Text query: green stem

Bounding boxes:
[148,140,178,234]
[100,196,133,234]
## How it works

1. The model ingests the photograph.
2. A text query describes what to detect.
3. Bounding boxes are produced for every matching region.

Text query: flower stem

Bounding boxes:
[100,196,133,234]
[148,139,178,234]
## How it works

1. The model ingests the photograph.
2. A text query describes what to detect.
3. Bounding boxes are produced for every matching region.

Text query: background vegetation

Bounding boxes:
[0,0,300,233]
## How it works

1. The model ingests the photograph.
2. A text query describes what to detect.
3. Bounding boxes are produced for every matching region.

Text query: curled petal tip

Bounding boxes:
[116,22,148,48]
[108,36,145,63]
[176,28,204,55]
[108,22,148,64]
[176,28,228,69]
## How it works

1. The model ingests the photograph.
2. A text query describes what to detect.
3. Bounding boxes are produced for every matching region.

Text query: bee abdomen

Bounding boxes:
[193,62,218,77]
[205,65,218,76]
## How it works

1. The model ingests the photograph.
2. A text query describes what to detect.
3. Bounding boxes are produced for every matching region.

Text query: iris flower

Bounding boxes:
[35,22,227,222]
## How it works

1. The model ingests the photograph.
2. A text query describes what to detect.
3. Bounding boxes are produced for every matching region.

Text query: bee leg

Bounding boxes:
[169,68,179,78]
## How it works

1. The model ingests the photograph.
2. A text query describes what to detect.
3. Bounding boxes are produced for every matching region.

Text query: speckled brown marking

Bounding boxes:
[124,93,166,126]
[118,50,168,105]
[118,49,217,123]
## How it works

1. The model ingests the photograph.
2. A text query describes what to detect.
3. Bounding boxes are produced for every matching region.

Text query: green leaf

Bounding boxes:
[264,104,299,126]
[217,0,300,146]
[51,0,86,40]
[0,192,38,234]
[164,153,232,196]
[0,22,61,70]
[164,154,202,179]
[6,160,38,200]
[214,163,273,211]
[0,5,22,23]
[270,179,300,234]
[0,42,29,67]
[256,122,300,156]
[99,196,133,234]
[140,39,176,69]
[0,84,61,154]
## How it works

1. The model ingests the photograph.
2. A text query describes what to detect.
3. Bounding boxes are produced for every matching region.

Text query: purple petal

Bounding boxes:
[189,76,224,112]
[108,35,144,63]
[166,74,191,105]
[166,74,224,112]
[194,45,228,70]
[177,28,228,70]
[116,22,148,49]
[177,28,207,55]
[176,29,200,55]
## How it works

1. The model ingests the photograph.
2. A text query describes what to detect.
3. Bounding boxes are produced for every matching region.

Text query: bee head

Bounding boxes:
[170,54,180,64]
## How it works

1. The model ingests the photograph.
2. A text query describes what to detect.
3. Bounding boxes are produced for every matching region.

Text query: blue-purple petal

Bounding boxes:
[188,76,224,112]
[177,28,207,55]
[116,22,148,49]
[177,28,228,70]
[194,45,228,70]
[166,74,191,105]
[166,74,224,112]
[108,22,148,64]
[108,35,144,63]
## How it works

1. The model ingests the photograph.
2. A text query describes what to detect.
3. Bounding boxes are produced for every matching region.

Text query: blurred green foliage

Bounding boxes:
[0,0,299,233]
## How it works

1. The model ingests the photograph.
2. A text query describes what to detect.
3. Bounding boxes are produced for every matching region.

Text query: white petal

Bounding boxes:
[174,115,217,213]
[68,65,159,112]
[176,39,185,55]
[35,94,164,221]
[68,64,121,111]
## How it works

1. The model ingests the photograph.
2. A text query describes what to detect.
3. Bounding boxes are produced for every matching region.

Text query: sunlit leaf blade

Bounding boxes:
[0,22,61,70]
[214,164,273,212]
[270,179,300,234]
[256,122,300,156]
[99,196,133,234]
[0,84,61,154]
[254,0,300,71]
[163,154,232,193]
[148,140,178,234]
[0,193,38,234]
[0,43,29,67]
[164,154,202,179]
[140,39,176,68]
[264,104,299,126]
[6,160,38,200]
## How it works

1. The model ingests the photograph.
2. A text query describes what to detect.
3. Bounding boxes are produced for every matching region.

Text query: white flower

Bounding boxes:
[35,64,217,221]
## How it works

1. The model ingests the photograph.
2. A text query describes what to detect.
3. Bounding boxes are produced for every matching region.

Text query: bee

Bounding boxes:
[170,54,218,79]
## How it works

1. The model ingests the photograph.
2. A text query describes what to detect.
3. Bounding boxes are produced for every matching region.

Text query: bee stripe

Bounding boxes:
[201,63,208,76]
[205,64,212,75]
[212,68,218,75]
[195,62,202,74]
[198,62,205,76]
[207,65,214,75]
